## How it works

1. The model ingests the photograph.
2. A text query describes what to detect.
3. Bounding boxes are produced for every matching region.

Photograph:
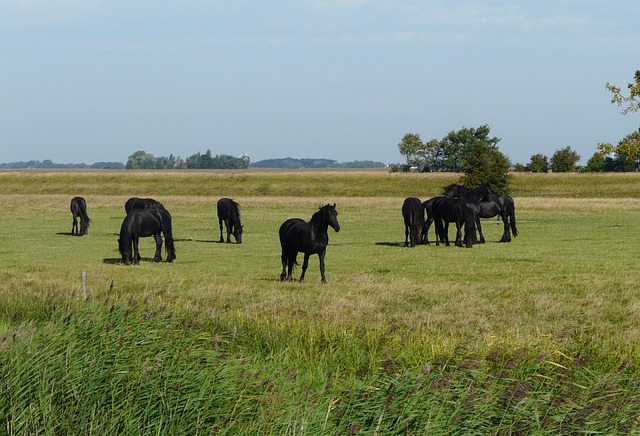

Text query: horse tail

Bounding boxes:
[509,203,518,237]
[158,209,177,261]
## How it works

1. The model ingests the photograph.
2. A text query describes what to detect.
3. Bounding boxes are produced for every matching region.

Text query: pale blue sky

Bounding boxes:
[1,0,639,165]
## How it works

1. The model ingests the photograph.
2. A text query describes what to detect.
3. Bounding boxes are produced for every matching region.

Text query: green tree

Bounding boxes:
[126,150,157,169]
[598,130,640,171]
[397,133,424,167]
[422,138,447,171]
[606,70,640,114]
[527,153,549,173]
[584,152,605,172]
[550,146,581,172]
[459,140,511,195]
[441,125,500,172]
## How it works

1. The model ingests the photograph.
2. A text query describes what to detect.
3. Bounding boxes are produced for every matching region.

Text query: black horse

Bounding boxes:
[444,184,518,243]
[70,196,90,236]
[124,197,165,214]
[402,197,424,247]
[433,183,491,248]
[217,198,243,244]
[119,208,176,264]
[279,204,340,283]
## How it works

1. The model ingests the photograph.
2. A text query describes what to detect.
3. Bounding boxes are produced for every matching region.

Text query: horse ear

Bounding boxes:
[332,203,336,208]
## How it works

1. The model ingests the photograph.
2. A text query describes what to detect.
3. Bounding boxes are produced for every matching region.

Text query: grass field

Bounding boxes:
[1,170,640,434]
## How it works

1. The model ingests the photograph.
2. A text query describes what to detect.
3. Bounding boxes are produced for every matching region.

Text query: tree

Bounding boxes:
[422,138,447,171]
[126,150,157,169]
[584,152,605,172]
[598,130,640,171]
[459,140,511,195]
[606,70,640,114]
[440,125,500,172]
[527,153,549,173]
[550,146,581,172]
[397,133,424,167]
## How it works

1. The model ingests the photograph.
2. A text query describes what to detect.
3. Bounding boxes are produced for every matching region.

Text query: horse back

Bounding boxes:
[279,218,327,253]
[123,208,171,237]
[125,197,165,214]
[402,197,423,224]
[217,198,240,221]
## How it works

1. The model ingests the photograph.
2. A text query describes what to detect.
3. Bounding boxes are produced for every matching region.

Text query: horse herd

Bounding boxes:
[403,183,518,249]
[69,196,340,283]
[69,184,514,282]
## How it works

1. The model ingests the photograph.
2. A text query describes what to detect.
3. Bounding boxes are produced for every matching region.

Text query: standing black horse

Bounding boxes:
[444,184,518,243]
[119,208,176,264]
[279,204,340,283]
[217,198,243,244]
[402,197,424,247]
[70,196,90,236]
[433,183,491,248]
[124,197,165,214]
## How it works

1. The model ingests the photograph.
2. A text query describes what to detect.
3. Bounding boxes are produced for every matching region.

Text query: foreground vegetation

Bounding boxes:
[1,170,640,434]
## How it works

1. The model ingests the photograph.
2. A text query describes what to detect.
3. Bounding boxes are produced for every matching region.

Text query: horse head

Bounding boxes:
[233,225,243,244]
[118,237,133,264]
[476,183,492,202]
[321,203,340,232]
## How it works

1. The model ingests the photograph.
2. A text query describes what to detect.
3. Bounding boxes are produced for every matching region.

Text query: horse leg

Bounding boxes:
[152,233,163,262]
[299,253,311,283]
[280,252,288,281]
[72,215,78,235]
[219,219,224,242]
[133,237,141,264]
[225,220,232,243]
[500,213,511,242]
[454,222,463,247]
[404,224,409,247]
[476,218,485,244]
[422,218,433,245]
[444,222,451,246]
[318,249,327,283]
[165,235,176,262]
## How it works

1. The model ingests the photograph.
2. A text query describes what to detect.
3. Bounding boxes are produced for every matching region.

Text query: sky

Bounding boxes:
[1,1,639,166]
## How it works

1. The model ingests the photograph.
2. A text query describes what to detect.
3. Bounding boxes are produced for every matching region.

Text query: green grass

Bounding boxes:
[1,170,640,434]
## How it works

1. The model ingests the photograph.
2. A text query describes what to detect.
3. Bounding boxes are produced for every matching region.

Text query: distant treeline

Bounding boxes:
[0,160,125,169]
[1,157,387,170]
[251,158,386,169]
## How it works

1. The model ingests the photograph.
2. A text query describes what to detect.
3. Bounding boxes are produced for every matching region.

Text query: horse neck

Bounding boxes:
[466,186,489,203]
[231,208,241,225]
[310,211,330,231]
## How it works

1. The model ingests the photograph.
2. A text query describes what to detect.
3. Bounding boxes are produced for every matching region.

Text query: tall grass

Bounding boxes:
[1,171,640,433]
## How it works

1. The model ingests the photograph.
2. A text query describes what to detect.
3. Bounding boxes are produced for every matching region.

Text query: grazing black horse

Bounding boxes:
[279,204,340,283]
[217,198,243,244]
[119,208,176,264]
[124,197,165,214]
[70,196,90,236]
[402,197,424,247]
[433,183,491,248]
[444,184,518,243]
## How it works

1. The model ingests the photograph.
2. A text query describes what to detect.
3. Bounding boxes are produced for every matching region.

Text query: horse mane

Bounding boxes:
[230,199,241,218]
[443,183,491,202]
[443,183,470,198]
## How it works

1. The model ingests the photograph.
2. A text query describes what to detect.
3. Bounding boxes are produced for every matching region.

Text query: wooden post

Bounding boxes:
[81,271,87,301]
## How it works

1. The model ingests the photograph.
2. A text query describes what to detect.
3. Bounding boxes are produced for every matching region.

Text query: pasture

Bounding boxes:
[1,170,640,434]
